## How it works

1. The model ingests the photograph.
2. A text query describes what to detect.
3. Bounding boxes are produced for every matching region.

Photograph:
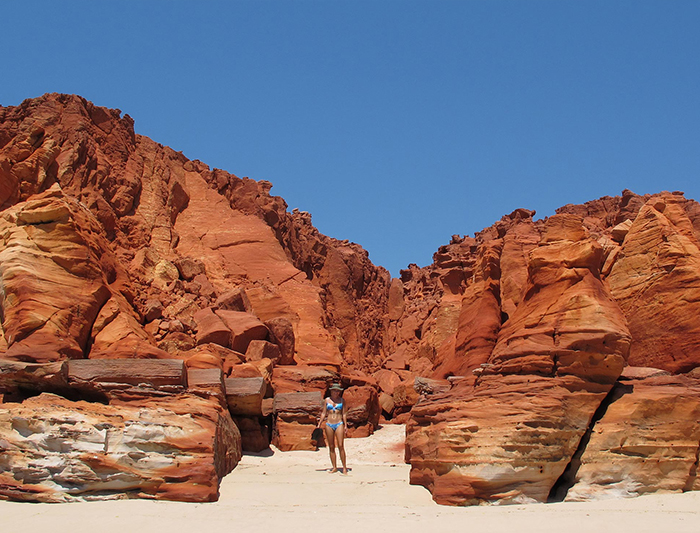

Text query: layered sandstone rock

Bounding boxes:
[565,371,700,501]
[406,214,632,505]
[271,365,338,394]
[408,376,609,505]
[606,193,700,373]
[0,392,241,502]
[2,94,700,506]
[272,391,324,451]
[0,93,390,372]
[0,188,128,362]
[186,368,227,407]
[0,94,390,502]
[65,359,187,399]
[399,192,700,505]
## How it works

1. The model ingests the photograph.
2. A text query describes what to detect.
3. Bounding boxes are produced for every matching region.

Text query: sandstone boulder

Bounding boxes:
[181,343,245,372]
[340,369,378,389]
[174,256,205,281]
[0,392,241,502]
[407,375,612,505]
[373,369,402,396]
[215,288,251,312]
[382,348,408,371]
[66,359,187,399]
[143,299,164,322]
[378,392,395,417]
[224,377,266,417]
[194,308,231,348]
[90,294,171,360]
[392,380,420,414]
[186,368,226,407]
[343,385,380,437]
[245,340,281,363]
[264,317,296,365]
[272,391,323,451]
[152,259,179,290]
[215,310,269,353]
[272,365,338,394]
[227,358,273,382]
[565,373,700,501]
[610,219,633,243]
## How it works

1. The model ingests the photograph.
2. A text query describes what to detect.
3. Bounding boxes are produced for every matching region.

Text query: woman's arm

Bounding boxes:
[318,400,327,427]
[342,401,348,427]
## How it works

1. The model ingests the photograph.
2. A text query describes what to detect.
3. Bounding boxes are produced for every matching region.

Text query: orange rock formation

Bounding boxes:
[1,94,699,505]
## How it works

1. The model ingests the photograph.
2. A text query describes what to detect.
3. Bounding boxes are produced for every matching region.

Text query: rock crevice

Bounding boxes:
[547,381,634,502]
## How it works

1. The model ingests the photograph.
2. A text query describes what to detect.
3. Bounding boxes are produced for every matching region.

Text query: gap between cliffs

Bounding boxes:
[547,381,634,502]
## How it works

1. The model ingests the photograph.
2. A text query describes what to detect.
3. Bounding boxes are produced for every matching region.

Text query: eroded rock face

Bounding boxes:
[408,376,609,505]
[406,214,632,505]
[487,215,630,383]
[0,94,390,502]
[0,189,113,362]
[400,193,700,506]
[0,392,241,502]
[606,194,700,373]
[565,371,700,501]
[0,93,390,371]
[2,94,700,506]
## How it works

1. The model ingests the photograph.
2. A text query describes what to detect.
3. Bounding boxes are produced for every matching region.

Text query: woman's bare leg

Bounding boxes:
[336,424,348,474]
[324,424,338,472]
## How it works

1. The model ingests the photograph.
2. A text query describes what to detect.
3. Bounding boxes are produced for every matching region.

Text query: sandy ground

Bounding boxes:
[3,424,699,533]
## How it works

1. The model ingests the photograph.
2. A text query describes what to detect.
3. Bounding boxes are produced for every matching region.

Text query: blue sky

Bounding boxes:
[2,1,699,275]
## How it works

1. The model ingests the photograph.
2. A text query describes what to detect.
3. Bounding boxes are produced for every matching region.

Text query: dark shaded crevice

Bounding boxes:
[3,385,109,405]
[683,441,700,492]
[547,381,634,502]
[81,284,113,358]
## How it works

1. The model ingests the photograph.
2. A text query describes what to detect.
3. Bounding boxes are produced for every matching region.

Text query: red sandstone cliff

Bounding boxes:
[388,191,700,504]
[0,93,390,370]
[0,94,388,501]
[1,94,699,505]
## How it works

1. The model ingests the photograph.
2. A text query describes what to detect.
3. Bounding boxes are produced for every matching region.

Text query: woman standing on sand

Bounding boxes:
[317,383,349,474]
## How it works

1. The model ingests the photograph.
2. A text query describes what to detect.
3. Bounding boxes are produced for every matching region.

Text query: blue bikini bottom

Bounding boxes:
[326,421,343,431]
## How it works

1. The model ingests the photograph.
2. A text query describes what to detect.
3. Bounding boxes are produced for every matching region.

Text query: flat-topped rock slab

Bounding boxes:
[66,359,187,389]
[224,377,266,416]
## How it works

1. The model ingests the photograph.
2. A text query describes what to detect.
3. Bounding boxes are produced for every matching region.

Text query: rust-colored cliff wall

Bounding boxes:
[1,94,699,505]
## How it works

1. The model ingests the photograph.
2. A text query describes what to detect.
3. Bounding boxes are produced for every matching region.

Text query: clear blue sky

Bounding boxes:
[2,1,699,276]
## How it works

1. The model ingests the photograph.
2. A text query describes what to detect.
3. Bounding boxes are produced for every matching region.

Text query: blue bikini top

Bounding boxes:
[326,400,343,412]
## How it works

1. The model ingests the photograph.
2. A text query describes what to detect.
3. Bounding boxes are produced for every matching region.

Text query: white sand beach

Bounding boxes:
[3,424,699,533]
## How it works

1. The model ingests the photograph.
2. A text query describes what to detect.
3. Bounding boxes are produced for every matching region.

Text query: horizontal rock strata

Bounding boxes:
[565,371,700,500]
[406,214,632,505]
[0,392,241,502]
